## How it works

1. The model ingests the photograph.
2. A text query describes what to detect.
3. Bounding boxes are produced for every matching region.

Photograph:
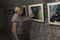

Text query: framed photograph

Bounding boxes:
[4,8,14,16]
[21,6,27,17]
[28,4,44,22]
[47,2,60,25]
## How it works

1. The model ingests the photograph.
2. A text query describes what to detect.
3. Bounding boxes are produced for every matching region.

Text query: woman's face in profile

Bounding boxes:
[15,7,23,15]
[17,8,23,15]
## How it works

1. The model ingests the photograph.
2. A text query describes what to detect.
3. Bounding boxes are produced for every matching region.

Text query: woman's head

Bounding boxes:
[14,6,23,15]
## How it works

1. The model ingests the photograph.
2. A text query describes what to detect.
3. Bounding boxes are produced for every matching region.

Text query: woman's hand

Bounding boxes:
[29,14,34,18]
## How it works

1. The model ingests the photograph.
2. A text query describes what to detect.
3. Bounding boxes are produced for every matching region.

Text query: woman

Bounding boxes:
[11,6,34,40]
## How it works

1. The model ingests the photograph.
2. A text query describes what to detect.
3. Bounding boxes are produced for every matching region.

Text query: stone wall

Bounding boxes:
[0,0,60,40]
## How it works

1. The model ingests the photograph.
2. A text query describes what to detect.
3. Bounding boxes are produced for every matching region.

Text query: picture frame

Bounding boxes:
[5,6,27,17]
[22,6,27,17]
[28,4,44,22]
[47,2,60,25]
[5,8,14,16]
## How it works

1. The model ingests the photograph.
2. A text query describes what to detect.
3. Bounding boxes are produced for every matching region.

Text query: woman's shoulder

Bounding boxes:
[12,14,18,18]
[11,14,18,22]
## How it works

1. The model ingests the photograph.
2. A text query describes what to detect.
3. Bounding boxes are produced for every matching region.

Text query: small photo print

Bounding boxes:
[28,4,44,22]
[47,2,60,25]
[21,6,27,17]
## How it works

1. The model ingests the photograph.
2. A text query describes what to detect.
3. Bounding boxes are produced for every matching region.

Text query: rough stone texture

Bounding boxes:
[0,0,60,40]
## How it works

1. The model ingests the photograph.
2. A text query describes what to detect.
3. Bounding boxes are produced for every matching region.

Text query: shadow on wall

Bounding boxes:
[0,8,11,40]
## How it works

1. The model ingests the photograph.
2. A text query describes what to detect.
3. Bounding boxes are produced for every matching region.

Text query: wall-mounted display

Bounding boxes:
[22,6,27,17]
[47,2,60,25]
[5,8,14,16]
[28,4,44,22]
[5,6,27,17]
